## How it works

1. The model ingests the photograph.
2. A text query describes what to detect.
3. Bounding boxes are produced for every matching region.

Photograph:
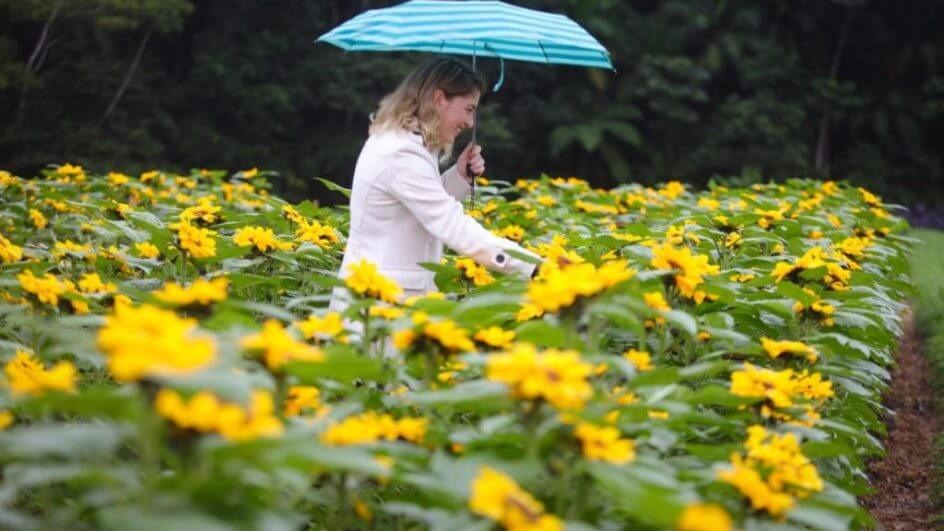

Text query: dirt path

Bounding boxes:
[863,310,941,529]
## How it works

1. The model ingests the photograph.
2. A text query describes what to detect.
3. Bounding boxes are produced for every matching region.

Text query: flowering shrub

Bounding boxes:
[0,165,912,530]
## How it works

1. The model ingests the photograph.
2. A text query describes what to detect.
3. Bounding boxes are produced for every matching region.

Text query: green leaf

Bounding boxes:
[514,319,568,348]
[0,422,131,460]
[284,345,384,383]
[313,177,351,198]
[100,507,233,531]
[586,462,685,527]
[393,380,511,412]
[664,309,697,337]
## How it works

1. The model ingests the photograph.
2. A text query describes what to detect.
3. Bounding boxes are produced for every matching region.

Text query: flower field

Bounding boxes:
[0,165,913,530]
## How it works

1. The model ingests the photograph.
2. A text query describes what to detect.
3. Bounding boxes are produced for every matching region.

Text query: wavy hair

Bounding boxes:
[369,57,486,157]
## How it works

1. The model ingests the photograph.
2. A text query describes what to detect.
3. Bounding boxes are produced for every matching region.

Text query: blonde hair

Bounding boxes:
[369,57,486,157]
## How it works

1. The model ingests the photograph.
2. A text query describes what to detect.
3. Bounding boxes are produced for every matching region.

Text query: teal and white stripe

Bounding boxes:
[317,0,614,71]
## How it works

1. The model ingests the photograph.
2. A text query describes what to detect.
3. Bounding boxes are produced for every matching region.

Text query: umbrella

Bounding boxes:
[316,0,614,202]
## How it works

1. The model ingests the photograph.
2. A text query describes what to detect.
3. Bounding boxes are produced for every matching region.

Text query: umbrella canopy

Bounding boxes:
[317,0,614,91]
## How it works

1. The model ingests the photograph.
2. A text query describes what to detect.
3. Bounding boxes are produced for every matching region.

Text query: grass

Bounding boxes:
[909,229,944,513]
[910,228,944,337]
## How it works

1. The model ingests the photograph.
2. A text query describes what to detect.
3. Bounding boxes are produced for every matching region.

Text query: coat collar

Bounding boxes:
[403,129,441,160]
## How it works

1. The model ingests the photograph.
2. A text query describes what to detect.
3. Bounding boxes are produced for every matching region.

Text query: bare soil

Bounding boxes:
[863,311,942,529]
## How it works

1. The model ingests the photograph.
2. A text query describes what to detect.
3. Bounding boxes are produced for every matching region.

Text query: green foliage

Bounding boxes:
[0,1,942,204]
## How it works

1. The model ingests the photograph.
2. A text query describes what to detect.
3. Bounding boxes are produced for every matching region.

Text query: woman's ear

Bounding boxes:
[432,89,446,109]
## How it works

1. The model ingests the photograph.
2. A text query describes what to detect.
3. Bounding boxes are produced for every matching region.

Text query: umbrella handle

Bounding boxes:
[469,42,478,209]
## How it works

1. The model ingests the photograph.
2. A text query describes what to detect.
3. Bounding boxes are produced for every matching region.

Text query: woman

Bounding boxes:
[329,57,538,312]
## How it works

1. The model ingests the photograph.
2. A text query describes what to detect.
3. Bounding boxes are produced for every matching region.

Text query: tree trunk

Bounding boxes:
[4,0,64,139]
[814,9,854,176]
[100,24,155,125]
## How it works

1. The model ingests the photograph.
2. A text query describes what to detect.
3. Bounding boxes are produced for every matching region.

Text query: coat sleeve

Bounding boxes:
[384,150,537,279]
[441,164,471,200]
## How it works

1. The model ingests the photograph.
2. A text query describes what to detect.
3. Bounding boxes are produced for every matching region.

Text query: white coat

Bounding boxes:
[329,128,537,311]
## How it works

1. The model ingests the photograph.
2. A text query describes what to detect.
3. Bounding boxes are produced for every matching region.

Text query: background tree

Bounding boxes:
[1,0,941,208]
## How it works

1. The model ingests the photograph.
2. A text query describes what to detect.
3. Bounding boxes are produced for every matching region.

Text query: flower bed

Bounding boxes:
[0,166,912,530]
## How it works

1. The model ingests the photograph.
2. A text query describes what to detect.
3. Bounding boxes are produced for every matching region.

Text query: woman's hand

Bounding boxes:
[457,142,485,183]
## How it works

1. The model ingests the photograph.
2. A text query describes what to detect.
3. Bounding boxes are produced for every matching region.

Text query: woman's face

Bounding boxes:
[433,89,480,146]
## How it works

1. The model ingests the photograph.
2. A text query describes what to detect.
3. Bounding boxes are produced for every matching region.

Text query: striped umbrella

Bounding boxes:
[316,0,614,200]
[317,0,614,92]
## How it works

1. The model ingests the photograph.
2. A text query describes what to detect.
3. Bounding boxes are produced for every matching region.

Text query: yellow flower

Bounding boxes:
[697,197,720,210]
[55,163,85,179]
[516,302,545,322]
[284,385,322,416]
[0,170,19,187]
[0,234,24,264]
[754,207,785,229]
[718,455,794,516]
[469,466,563,531]
[575,199,620,215]
[648,410,670,420]
[724,232,742,248]
[134,241,161,259]
[155,389,222,432]
[53,240,92,258]
[456,257,495,286]
[176,222,217,258]
[793,370,834,401]
[241,320,325,370]
[282,204,305,224]
[643,291,671,312]
[858,187,881,206]
[368,305,405,320]
[29,208,48,229]
[761,337,819,363]
[344,259,403,303]
[437,360,469,383]
[730,272,755,283]
[474,326,515,348]
[107,171,130,186]
[354,499,372,522]
[218,390,284,441]
[574,422,635,464]
[153,277,228,307]
[658,181,686,199]
[719,425,823,516]
[296,312,347,341]
[650,242,719,299]
[495,225,525,242]
[295,219,340,249]
[0,410,13,430]
[676,503,732,531]
[392,328,417,350]
[140,169,161,183]
[320,411,427,445]
[423,319,475,352]
[156,388,283,441]
[623,349,653,371]
[97,304,216,381]
[536,194,557,206]
[78,272,117,294]
[487,343,593,410]
[233,225,294,252]
[17,270,69,306]
[729,362,797,409]
[527,260,635,313]
[4,350,76,397]
[180,197,222,224]
[527,234,584,267]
